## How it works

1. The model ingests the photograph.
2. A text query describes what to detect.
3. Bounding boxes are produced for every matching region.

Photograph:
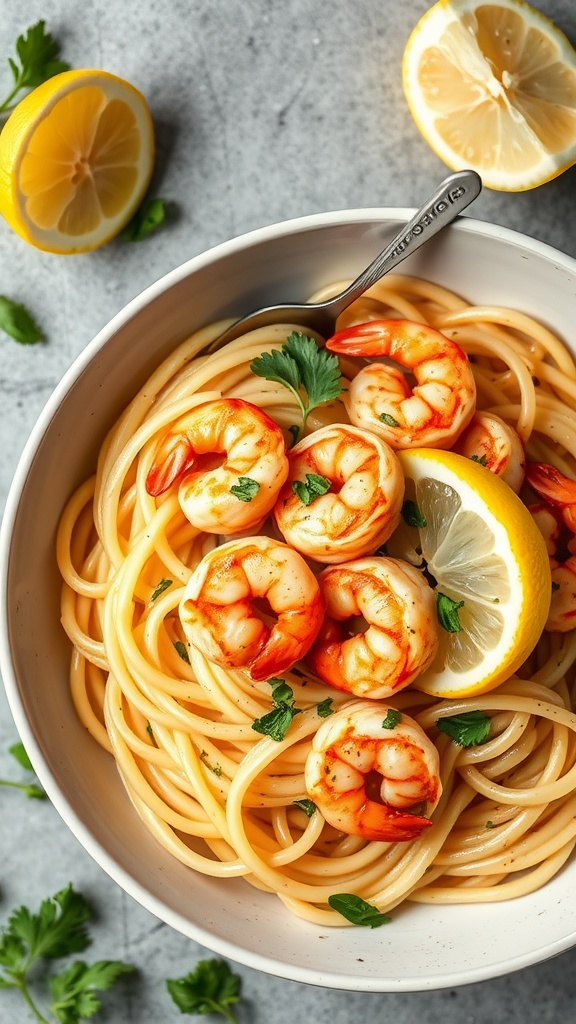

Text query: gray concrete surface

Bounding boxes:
[1,1,576,1021]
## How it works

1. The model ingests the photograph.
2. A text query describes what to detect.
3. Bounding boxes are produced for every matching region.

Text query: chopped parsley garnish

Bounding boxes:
[150,577,173,602]
[292,472,331,506]
[379,412,400,427]
[293,798,317,817]
[470,453,488,466]
[401,499,427,528]
[316,697,334,718]
[437,710,491,747]
[381,709,402,730]
[436,592,464,633]
[229,476,260,502]
[251,680,302,742]
[173,640,190,663]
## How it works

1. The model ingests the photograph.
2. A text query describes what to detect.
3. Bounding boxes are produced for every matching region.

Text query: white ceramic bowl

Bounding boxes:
[2,210,576,992]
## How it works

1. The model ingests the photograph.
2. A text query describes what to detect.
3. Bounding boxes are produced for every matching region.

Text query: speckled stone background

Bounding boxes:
[1,1,576,1021]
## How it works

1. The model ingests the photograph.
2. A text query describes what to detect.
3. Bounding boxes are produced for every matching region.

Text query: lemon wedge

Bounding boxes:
[0,69,155,253]
[402,0,576,191]
[388,448,550,697]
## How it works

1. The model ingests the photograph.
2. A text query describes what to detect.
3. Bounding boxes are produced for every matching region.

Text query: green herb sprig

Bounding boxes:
[0,742,45,799]
[250,332,344,440]
[437,710,491,747]
[120,197,166,242]
[251,679,302,742]
[0,884,133,1023]
[0,21,69,116]
[166,958,242,1023]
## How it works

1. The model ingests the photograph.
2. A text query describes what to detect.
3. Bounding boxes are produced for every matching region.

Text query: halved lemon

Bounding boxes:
[402,0,576,191]
[0,69,155,253]
[389,448,550,697]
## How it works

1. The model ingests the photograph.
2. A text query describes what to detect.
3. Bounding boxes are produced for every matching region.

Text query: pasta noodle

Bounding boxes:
[57,274,576,926]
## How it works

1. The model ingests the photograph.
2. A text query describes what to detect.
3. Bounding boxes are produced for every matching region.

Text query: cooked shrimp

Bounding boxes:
[273,424,404,564]
[526,462,576,631]
[452,411,525,492]
[306,556,439,699]
[304,700,441,842]
[179,535,325,680]
[145,398,289,534]
[326,319,476,449]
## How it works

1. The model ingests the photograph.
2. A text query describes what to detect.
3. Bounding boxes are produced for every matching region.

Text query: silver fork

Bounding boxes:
[211,169,482,347]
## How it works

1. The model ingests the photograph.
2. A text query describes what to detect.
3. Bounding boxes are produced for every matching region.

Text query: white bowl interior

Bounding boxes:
[3,210,576,991]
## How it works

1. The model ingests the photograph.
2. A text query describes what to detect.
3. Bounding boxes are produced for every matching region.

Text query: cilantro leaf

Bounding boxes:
[437,711,491,747]
[0,296,44,344]
[49,959,134,1023]
[0,21,70,115]
[167,958,242,1023]
[291,472,331,506]
[381,709,402,730]
[229,476,260,502]
[328,893,391,928]
[436,592,464,633]
[120,197,166,242]
[250,332,344,430]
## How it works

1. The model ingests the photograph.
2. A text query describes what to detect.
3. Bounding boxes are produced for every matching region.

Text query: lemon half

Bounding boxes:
[390,448,551,697]
[402,0,576,191]
[0,69,155,253]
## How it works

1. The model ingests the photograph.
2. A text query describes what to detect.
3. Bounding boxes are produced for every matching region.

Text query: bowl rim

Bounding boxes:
[2,207,576,992]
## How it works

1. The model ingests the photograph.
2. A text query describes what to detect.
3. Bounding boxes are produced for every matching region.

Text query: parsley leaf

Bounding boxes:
[316,697,334,718]
[0,296,44,344]
[401,499,427,528]
[381,709,402,730]
[0,21,70,115]
[293,798,317,817]
[120,197,166,242]
[437,710,491,747]
[0,742,46,799]
[167,958,242,1023]
[229,476,260,502]
[150,577,173,602]
[174,640,190,663]
[251,681,302,741]
[49,959,134,1023]
[0,885,133,1022]
[250,332,344,430]
[379,412,400,427]
[436,592,464,633]
[328,893,391,928]
[292,472,331,506]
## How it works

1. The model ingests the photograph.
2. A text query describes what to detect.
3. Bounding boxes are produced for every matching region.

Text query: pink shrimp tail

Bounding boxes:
[146,435,197,496]
[526,462,576,508]
[326,319,404,357]
[249,599,326,682]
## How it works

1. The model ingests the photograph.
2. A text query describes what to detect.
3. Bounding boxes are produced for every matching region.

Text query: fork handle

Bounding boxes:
[327,169,482,318]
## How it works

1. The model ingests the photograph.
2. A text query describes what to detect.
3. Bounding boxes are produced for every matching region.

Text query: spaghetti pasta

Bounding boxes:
[56,274,576,926]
